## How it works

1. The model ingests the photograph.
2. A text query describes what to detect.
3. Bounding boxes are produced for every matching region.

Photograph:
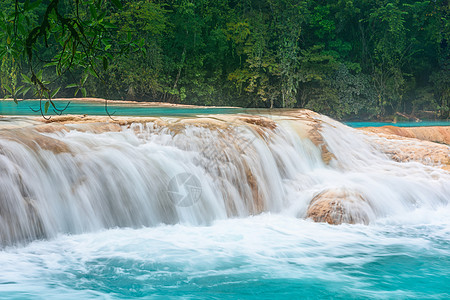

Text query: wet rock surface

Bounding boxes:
[359,128,450,171]
[0,111,448,232]
[361,126,450,145]
[306,189,372,225]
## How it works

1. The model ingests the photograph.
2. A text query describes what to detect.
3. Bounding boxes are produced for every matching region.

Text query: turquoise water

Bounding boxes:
[346,121,450,128]
[1,214,449,299]
[1,100,449,127]
[0,100,242,116]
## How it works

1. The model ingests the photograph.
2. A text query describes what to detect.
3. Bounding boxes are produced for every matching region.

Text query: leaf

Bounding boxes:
[21,74,33,84]
[24,0,30,10]
[87,67,97,78]
[44,101,50,113]
[111,0,123,9]
[43,61,58,68]
[66,83,78,88]
[89,4,97,19]
[102,56,108,70]
[27,0,42,11]
[4,85,12,94]
[17,22,25,35]
[81,88,87,97]
[22,87,31,97]
[82,73,89,85]
[102,22,117,29]
[37,70,43,80]
[51,87,61,98]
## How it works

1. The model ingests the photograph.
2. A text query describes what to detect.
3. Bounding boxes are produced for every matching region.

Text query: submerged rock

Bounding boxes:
[0,128,71,154]
[306,189,373,225]
[1,109,449,246]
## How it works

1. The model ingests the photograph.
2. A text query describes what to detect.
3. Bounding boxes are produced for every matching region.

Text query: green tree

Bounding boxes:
[1,0,448,119]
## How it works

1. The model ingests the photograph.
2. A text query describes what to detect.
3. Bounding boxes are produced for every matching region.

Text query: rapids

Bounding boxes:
[0,111,449,298]
[0,111,448,246]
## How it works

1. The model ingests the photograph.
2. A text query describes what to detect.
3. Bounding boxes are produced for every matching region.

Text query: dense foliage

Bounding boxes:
[1,0,448,119]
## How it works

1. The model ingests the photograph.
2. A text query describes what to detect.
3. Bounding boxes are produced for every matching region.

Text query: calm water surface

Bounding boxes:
[0,100,242,117]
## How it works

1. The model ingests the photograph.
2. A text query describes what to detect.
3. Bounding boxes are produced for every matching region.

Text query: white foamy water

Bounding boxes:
[0,114,449,245]
[1,214,449,299]
[0,114,449,298]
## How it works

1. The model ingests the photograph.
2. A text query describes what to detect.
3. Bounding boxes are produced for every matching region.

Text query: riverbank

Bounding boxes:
[359,126,450,145]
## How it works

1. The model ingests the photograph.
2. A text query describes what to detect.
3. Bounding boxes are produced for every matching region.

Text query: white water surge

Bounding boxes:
[0,114,449,246]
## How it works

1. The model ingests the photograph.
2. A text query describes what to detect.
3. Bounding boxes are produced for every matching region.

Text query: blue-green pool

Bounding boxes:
[0,100,243,117]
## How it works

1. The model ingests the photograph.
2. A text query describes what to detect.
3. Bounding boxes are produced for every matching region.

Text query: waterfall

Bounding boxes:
[1,113,449,246]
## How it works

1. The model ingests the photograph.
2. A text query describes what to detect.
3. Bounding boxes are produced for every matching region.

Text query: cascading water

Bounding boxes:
[0,112,449,299]
[0,113,449,245]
